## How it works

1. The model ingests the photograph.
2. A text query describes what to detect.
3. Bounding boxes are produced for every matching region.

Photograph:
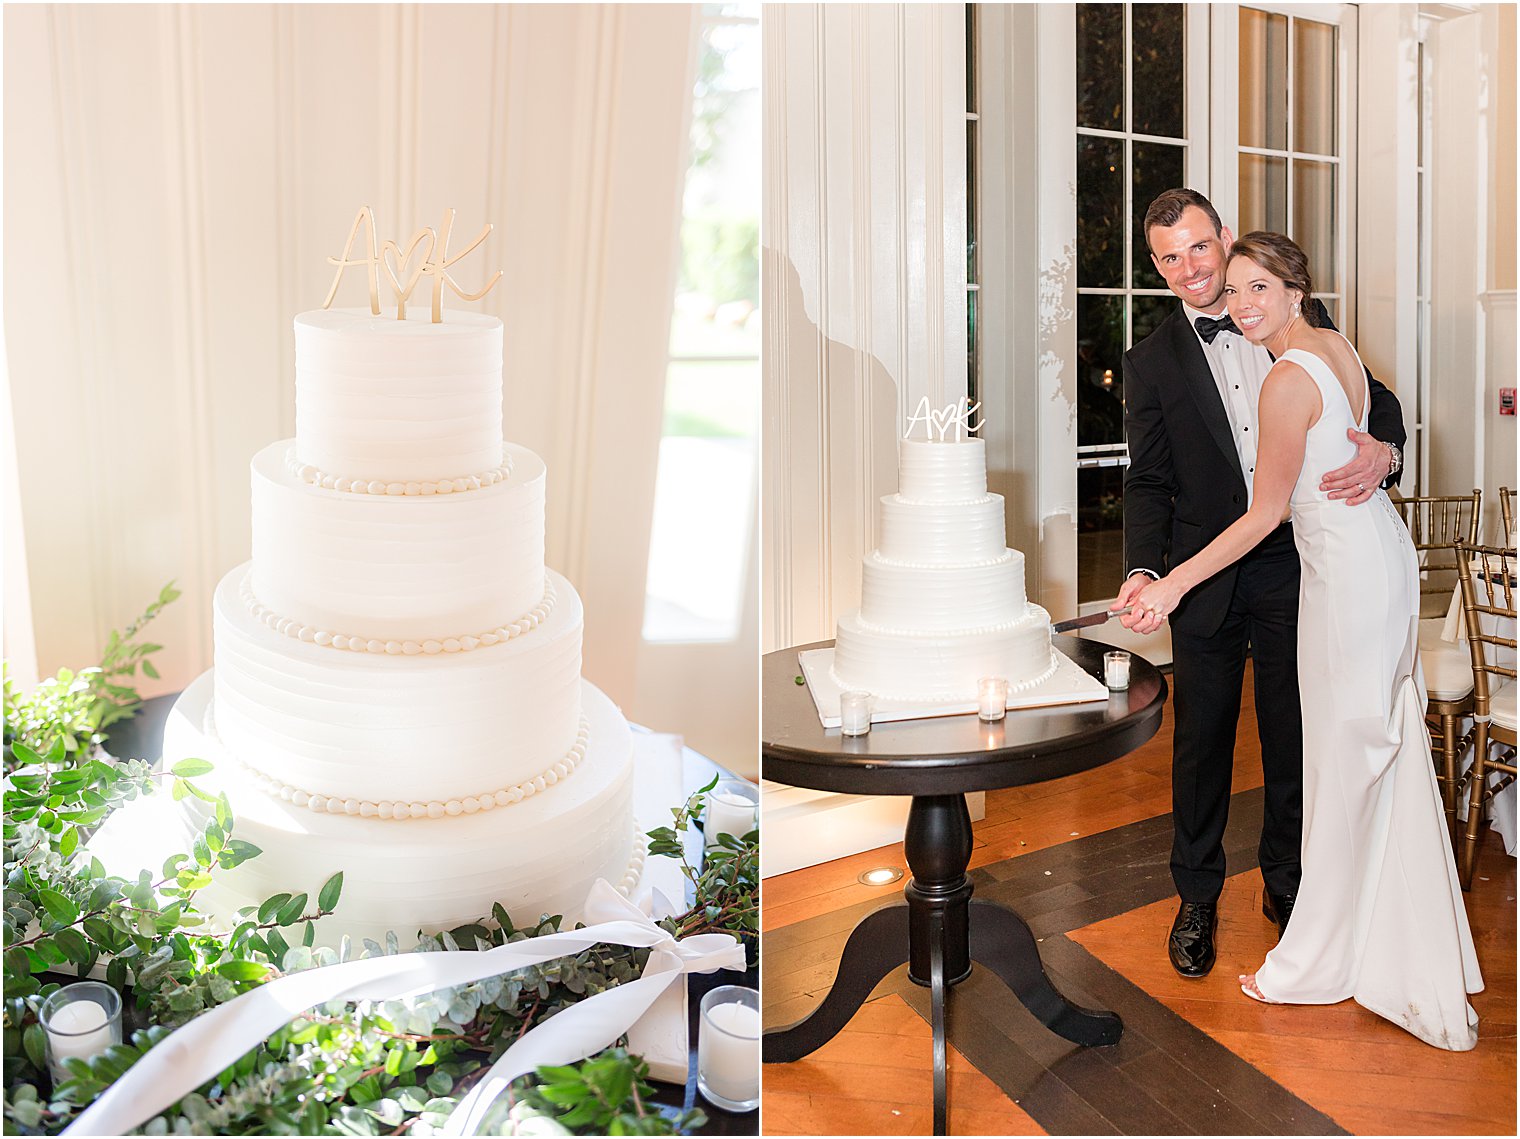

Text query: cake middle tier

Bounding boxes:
[250,440,545,643]
[876,492,1008,565]
[858,549,1028,631]
[213,564,584,805]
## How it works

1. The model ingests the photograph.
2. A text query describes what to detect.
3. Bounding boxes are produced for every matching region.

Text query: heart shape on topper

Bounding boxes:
[927,403,955,441]
[381,227,437,312]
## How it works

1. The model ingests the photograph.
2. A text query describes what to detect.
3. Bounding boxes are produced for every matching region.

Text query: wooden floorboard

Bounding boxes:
[761,661,1518,1135]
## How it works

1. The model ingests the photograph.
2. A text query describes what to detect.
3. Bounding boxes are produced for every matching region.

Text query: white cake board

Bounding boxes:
[798,646,1110,728]
[85,724,698,1084]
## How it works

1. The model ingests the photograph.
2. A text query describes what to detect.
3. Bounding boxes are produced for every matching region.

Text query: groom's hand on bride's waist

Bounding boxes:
[1319,427,1394,505]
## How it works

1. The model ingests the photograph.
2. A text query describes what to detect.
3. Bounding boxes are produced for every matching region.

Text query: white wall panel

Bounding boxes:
[4,4,695,720]
[762,2,967,654]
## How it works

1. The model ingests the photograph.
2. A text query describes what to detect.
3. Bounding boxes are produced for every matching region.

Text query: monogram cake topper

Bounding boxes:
[323,206,503,323]
[905,396,983,441]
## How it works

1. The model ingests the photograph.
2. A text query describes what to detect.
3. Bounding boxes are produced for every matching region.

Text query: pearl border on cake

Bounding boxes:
[238,572,557,656]
[215,709,592,821]
[285,447,514,497]
[617,818,648,897]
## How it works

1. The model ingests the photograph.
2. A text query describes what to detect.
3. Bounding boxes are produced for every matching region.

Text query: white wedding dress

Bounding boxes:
[1252,339,1483,1050]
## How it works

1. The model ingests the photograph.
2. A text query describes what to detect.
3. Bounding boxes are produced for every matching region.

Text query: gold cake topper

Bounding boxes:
[323,206,503,322]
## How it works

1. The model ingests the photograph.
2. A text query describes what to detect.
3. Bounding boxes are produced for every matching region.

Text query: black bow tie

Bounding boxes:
[1194,313,1240,344]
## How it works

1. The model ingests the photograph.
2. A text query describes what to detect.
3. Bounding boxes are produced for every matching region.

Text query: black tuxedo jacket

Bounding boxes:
[1122,299,1406,638]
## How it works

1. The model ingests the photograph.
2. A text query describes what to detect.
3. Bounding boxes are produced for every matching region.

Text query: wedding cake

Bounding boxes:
[831,428,1057,703]
[161,292,641,942]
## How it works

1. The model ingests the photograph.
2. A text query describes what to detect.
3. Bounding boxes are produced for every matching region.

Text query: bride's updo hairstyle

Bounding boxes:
[1227,231,1322,327]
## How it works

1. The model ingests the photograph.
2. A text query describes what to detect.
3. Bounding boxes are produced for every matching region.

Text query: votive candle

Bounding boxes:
[1104,650,1132,690]
[978,677,1009,721]
[839,691,873,736]
[40,982,121,1081]
[698,986,760,1111]
[705,781,758,848]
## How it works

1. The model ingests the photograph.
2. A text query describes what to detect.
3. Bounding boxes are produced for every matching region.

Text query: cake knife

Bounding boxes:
[1051,606,1133,634]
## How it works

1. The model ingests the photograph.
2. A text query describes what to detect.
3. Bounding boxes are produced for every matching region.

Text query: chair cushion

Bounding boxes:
[1420,638,1475,700]
[1493,681,1516,731]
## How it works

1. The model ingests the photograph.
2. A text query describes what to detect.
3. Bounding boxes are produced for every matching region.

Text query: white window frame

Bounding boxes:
[1074,3,1211,473]
[1210,2,1359,337]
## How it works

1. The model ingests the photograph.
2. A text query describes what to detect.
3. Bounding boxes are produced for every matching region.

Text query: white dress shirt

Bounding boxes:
[1182,301,1275,507]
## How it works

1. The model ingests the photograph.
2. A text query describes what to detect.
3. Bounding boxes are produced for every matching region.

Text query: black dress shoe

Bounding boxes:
[1168,900,1219,978]
[1262,890,1296,938]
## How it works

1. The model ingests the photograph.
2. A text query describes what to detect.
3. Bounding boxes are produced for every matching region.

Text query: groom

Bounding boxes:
[1114,188,1407,978]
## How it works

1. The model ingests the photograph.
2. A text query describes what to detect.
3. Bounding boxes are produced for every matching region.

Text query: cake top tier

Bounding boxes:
[896,438,988,503]
[294,308,503,485]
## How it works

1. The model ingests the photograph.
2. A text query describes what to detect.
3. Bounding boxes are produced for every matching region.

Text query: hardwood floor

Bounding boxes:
[761,665,1518,1135]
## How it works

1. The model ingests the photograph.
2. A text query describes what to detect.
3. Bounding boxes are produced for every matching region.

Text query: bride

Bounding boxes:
[1121,231,1483,1051]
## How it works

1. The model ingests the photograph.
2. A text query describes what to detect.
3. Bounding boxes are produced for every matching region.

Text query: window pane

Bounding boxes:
[645,13,759,644]
[1238,152,1287,235]
[1239,7,1287,151]
[1078,135,1125,288]
[1077,295,1126,447]
[1293,158,1336,292]
[1131,141,1186,288]
[1131,4,1185,139]
[1292,19,1337,156]
[1077,464,1127,602]
[1132,294,1175,346]
[1077,3,1124,130]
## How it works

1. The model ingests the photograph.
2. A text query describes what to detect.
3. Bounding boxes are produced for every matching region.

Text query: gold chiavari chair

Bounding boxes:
[1454,541,1517,889]
[1500,486,1514,542]
[1392,491,1483,837]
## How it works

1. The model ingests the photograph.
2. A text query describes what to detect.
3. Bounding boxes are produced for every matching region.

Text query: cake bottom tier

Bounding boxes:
[831,604,1057,702]
[162,670,638,946]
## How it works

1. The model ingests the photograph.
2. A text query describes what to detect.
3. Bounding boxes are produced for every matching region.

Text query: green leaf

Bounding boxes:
[426,1070,454,1096]
[172,778,192,802]
[318,871,344,913]
[9,740,43,767]
[5,946,35,977]
[257,893,292,924]
[22,1022,46,1071]
[266,928,290,962]
[220,839,262,868]
[37,888,80,926]
[276,893,309,927]
[53,927,92,965]
[141,660,159,680]
[60,825,80,858]
[216,959,270,983]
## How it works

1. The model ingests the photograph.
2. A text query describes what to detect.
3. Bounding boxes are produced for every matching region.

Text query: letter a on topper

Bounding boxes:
[323,206,383,315]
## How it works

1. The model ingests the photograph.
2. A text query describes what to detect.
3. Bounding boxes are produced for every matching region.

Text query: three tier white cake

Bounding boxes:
[832,436,1057,702]
[161,307,641,942]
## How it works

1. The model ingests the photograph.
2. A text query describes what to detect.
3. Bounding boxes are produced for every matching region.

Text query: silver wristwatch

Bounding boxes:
[1385,442,1402,479]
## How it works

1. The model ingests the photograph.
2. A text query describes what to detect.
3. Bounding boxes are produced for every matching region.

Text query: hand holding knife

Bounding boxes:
[1051,606,1134,634]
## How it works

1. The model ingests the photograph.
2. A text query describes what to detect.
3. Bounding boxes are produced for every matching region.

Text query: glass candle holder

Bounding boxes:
[1104,650,1132,690]
[697,985,760,1112]
[839,691,873,736]
[40,982,121,1082]
[978,677,1009,721]
[704,780,758,849]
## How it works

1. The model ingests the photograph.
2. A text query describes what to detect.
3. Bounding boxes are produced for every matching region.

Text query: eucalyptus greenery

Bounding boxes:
[3,589,755,1135]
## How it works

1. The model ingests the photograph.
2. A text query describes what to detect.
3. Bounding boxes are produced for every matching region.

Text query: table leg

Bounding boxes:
[967,898,1123,1046]
[929,908,947,1136]
[762,903,911,1062]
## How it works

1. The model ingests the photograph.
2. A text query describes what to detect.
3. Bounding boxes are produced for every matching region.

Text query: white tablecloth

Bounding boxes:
[1439,573,1517,857]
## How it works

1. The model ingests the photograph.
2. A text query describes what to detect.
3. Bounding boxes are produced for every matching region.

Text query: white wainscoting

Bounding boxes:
[761,3,967,871]
[3,5,697,733]
[1481,290,1516,542]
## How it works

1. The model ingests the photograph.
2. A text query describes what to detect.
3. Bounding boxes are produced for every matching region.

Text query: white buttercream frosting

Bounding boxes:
[165,672,638,942]
[250,441,547,643]
[295,308,504,484]
[213,565,585,806]
[834,436,1055,700]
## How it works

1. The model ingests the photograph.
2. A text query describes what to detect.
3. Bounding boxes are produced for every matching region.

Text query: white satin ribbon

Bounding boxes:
[63,881,745,1136]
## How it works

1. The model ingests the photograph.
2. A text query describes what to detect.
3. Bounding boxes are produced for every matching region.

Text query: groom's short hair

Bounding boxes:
[1143,189,1224,252]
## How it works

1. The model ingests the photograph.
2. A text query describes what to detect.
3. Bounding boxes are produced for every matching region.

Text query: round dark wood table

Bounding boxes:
[762,636,1167,1135]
